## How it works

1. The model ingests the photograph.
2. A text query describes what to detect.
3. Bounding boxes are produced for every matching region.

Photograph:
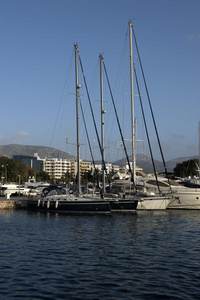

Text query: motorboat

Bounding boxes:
[136,173,200,210]
[0,183,31,197]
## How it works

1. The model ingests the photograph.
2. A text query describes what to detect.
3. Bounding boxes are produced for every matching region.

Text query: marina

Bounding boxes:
[1,19,199,212]
[0,1,199,299]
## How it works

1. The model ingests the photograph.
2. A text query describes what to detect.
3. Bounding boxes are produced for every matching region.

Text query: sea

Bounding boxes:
[0,209,200,299]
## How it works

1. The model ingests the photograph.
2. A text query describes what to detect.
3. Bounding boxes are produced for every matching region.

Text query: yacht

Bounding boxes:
[0,183,30,197]
[136,174,200,210]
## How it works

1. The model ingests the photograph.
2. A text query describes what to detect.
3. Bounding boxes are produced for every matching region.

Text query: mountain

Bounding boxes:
[113,154,199,173]
[166,156,198,173]
[0,144,198,173]
[0,144,75,160]
[113,155,164,173]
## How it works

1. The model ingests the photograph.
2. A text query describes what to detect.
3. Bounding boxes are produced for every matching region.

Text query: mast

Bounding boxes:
[100,54,106,193]
[75,44,81,194]
[129,20,136,183]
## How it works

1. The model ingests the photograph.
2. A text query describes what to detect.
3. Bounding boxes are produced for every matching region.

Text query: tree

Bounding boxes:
[36,171,50,182]
[0,156,50,183]
[0,157,28,182]
[174,159,199,178]
[81,169,101,185]
[64,171,74,184]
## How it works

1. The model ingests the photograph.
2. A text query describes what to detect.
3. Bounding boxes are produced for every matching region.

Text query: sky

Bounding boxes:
[0,0,199,163]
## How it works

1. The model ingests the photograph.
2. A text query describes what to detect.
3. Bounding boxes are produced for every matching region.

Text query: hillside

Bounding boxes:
[113,155,164,173]
[166,156,198,173]
[0,144,198,173]
[113,155,199,173]
[0,144,75,160]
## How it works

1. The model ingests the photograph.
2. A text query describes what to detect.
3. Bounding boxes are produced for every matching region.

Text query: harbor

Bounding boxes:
[0,1,200,299]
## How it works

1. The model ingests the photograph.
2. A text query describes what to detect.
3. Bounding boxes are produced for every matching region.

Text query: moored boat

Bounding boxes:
[27,44,138,214]
[167,187,200,210]
[136,173,200,210]
[138,196,171,210]
[27,189,138,214]
[27,195,111,214]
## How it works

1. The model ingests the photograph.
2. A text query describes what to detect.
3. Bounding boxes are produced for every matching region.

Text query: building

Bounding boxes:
[70,160,93,179]
[13,152,119,181]
[43,158,71,180]
[13,153,42,172]
[91,162,116,174]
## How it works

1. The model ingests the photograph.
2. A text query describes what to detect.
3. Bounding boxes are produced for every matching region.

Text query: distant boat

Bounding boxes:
[0,183,30,197]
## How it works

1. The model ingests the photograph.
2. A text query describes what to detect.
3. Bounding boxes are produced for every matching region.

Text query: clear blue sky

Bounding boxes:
[0,0,199,163]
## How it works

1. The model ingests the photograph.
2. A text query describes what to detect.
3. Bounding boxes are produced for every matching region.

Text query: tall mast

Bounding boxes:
[75,44,81,194]
[129,20,136,183]
[100,54,105,193]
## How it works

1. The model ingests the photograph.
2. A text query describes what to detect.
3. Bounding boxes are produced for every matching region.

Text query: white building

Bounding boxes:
[92,163,119,174]
[41,156,119,181]
[43,158,71,180]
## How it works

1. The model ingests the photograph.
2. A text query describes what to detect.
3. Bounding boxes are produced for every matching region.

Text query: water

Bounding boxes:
[0,210,200,299]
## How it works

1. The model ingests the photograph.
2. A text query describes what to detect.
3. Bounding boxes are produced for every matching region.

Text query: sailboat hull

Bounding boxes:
[27,198,111,214]
[109,199,138,211]
[27,196,138,214]
[137,196,171,210]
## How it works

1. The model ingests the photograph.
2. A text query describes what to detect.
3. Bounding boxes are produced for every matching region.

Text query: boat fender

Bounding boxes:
[42,201,45,207]
[47,200,50,209]
[55,200,58,208]
[37,199,41,207]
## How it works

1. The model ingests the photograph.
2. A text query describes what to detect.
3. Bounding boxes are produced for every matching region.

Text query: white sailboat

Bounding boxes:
[127,20,172,209]
[85,52,138,211]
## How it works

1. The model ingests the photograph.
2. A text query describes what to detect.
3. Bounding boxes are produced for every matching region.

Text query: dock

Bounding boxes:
[0,197,28,209]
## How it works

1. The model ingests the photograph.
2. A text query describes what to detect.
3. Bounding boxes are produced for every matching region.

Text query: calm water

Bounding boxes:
[0,209,200,299]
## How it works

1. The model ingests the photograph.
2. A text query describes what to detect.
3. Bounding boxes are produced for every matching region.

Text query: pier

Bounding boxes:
[0,197,28,209]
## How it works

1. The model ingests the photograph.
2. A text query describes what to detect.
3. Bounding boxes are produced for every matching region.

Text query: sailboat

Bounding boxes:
[111,20,172,210]
[27,44,112,214]
[27,44,138,214]
[76,50,138,212]
[127,23,200,210]
[97,53,139,211]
